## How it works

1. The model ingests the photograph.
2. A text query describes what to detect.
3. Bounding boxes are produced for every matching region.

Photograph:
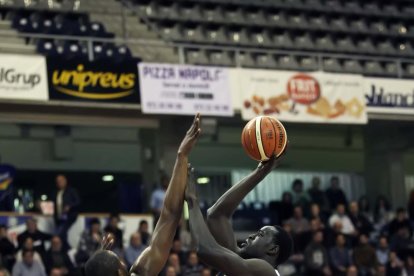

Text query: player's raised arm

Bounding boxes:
[130,114,201,276]
[186,165,276,276]
[206,157,279,252]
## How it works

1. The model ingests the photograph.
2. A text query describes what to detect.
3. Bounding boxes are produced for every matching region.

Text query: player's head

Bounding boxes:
[239,225,293,267]
[84,250,128,276]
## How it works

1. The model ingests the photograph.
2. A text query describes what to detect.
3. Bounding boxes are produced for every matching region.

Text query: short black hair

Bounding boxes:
[139,220,148,226]
[89,218,100,227]
[22,248,34,257]
[85,250,120,276]
[273,225,293,266]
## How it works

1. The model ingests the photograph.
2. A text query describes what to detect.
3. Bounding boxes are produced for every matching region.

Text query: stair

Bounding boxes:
[0,21,36,55]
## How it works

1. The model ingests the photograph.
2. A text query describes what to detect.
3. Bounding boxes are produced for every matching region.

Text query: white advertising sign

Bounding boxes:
[0,54,48,101]
[139,63,233,116]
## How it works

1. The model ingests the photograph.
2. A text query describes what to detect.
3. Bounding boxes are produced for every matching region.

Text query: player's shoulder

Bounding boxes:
[244,258,278,275]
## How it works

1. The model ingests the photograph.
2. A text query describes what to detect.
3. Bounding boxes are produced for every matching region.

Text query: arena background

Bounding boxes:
[0,0,414,275]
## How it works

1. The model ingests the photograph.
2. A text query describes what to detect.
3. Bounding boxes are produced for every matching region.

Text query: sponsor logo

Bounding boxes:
[366,84,414,107]
[52,64,136,100]
[287,74,321,105]
[0,68,41,89]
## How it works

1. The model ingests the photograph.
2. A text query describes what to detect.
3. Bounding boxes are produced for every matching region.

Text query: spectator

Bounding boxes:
[44,236,73,275]
[388,208,412,238]
[201,267,211,276]
[348,201,373,236]
[0,224,16,271]
[0,268,10,276]
[53,174,80,250]
[374,195,392,227]
[309,203,328,226]
[386,251,403,276]
[171,240,187,266]
[138,220,151,246]
[285,206,310,235]
[291,179,310,208]
[16,237,44,266]
[124,233,146,268]
[150,174,169,223]
[75,218,101,265]
[402,255,414,276]
[104,214,123,256]
[376,236,389,266]
[164,253,181,276]
[165,265,176,276]
[17,218,51,256]
[182,251,203,276]
[325,176,347,210]
[49,267,64,276]
[353,234,378,276]
[12,249,46,276]
[358,196,372,221]
[308,176,328,210]
[329,204,356,236]
[279,192,294,223]
[390,226,411,253]
[304,231,331,275]
[329,234,353,275]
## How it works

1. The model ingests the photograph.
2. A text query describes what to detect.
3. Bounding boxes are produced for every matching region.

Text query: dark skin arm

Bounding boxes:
[130,114,201,276]
[186,166,276,276]
[206,157,279,252]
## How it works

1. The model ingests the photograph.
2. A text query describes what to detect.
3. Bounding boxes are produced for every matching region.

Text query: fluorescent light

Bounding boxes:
[102,175,114,182]
[197,177,210,184]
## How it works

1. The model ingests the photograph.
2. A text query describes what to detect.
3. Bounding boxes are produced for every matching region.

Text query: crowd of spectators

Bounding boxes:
[1,174,414,276]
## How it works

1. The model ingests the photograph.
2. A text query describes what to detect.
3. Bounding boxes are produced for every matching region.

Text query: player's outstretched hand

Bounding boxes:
[100,233,115,250]
[185,163,197,205]
[178,113,201,157]
[257,155,279,175]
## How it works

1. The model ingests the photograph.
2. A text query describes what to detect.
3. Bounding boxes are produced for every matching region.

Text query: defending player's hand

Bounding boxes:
[178,113,201,157]
[185,163,197,205]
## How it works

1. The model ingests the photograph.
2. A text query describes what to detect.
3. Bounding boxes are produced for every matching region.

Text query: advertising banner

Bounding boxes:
[0,54,48,101]
[236,69,367,124]
[365,77,414,114]
[138,63,233,116]
[47,58,140,103]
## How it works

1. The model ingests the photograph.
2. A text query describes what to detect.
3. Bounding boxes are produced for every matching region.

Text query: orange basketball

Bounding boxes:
[241,116,288,161]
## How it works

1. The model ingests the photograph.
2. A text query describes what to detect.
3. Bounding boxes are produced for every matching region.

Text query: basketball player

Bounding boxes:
[83,114,202,276]
[186,159,293,276]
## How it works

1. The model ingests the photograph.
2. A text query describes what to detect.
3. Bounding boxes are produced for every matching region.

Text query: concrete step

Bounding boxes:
[0,42,36,54]
[0,20,12,30]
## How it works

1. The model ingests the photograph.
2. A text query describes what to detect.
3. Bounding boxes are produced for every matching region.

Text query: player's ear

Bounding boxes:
[267,244,279,256]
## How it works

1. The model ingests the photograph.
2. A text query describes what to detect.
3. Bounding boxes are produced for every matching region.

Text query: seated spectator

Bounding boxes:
[75,218,102,265]
[201,267,211,276]
[374,195,392,228]
[16,237,44,266]
[164,253,181,276]
[44,236,73,275]
[165,265,176,276]
[325,176,348,210]
[12,249,46,276]
[138,220,151,246]
[353,234,378,276]
[308,176,328,210]
[304,231,331,275]
[358,196,372,222]
[279,192,294,223]
[376,236,389,266]
[309,203,328,226]
[124,233,146,269]
[49,267,64,276]
[285,205,310,235]
[346,265,358,276]
[171,239,187,266]
[0,224,16,271]
[348,201,373,236]
[0,268,10,276]
[329,234,353,275]
[17,218,51,256]
[386,251,403,276]
[402,255,414,275]
[104,214,123,256]
[388,208,412,238]
[329,204,356,236]
[390,226,411,253]
[291,179,310,208]
[182,251,203,276]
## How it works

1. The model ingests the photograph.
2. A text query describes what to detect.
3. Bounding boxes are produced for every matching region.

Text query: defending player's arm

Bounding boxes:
[186,166,276,276]
[130,114,201,276]
[206,157,278,252]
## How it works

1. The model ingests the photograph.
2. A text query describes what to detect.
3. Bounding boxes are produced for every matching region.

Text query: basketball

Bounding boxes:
[241,116,288,161]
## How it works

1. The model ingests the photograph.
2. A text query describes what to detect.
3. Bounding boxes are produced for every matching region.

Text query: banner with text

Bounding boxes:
[365,77,414,114]
[139,63,233,116]
[0,54,48,101]
[47,58,140,104]
[236,69,367,124]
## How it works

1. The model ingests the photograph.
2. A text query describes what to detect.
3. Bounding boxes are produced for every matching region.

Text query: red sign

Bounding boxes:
[287,74,321,105]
